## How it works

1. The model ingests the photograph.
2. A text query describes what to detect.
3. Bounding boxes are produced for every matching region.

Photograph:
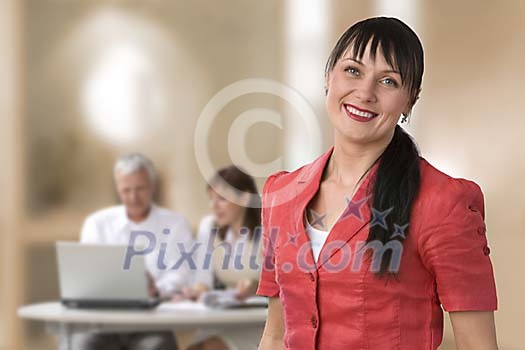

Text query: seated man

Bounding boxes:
[75,153,194,350]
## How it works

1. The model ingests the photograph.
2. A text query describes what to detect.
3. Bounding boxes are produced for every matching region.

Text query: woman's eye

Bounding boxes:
[345,66,360,76]
[381,78,398,87]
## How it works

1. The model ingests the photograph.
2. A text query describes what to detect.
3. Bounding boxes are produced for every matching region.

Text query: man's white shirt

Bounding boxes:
[80,204,194,297]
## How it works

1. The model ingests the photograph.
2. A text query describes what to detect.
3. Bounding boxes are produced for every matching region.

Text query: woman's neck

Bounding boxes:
[328,133,391,187]
[229,214,246,238]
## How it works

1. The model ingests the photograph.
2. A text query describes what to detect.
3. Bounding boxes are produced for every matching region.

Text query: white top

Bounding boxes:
[305,215,330,263]
[192,215,262,289]
[80,204,194,297]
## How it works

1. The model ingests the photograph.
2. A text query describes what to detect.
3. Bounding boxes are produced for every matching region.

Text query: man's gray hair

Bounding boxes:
[113,153,157,184]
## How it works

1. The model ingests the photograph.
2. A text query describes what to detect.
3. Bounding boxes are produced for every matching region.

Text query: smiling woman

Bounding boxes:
[324,18,422,150]
[257,17,498,350]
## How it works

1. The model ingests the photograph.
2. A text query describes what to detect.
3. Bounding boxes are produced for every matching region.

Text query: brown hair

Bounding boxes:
[207,165,261,241]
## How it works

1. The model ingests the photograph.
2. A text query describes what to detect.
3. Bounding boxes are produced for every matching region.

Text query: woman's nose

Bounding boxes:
[354,79,377,103]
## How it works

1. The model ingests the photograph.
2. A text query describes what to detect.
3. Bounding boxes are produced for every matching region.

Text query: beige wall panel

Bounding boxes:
[0,0,24,348]
[414,1,525,348]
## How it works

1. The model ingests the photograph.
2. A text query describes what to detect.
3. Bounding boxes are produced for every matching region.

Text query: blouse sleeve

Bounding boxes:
[418,178,497,312]
[256,171,286,298]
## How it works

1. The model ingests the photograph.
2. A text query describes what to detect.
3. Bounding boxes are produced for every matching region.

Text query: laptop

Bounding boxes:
[56,242,161,309]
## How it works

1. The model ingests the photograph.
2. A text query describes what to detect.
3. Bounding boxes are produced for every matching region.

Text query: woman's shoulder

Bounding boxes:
[198,214,215,227]
[261,157,325,210]
[263,149,332,194]
[419,157,483,191]
[417,157,485,215]
[196,215,216,238]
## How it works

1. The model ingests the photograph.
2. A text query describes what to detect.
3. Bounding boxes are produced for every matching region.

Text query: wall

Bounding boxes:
[0,0,24,349]
[23,0,284,226]
[414,1,525,348]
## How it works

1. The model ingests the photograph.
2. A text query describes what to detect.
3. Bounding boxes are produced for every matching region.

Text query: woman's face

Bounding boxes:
[208,187,247,228]
[325,42,412,145]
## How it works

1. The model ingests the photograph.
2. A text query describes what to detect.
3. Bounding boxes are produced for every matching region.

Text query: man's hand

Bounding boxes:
[235,278,258,300]
[175,284,211,302]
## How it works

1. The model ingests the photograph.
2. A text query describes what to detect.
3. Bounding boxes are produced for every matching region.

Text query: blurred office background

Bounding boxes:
[1,0,524,349]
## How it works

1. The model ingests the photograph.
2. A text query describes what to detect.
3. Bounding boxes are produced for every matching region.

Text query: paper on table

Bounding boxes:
[158,300,209,311]
[201,290,268,309]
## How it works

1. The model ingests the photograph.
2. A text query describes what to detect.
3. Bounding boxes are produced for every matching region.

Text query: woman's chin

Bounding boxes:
[215,218,229,227]
[335,129,372,144]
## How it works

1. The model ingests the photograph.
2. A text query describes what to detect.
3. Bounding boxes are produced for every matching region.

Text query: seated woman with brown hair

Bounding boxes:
[185,165,262,350]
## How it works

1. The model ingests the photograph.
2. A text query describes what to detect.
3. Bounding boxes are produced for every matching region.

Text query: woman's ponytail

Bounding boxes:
[366,125,421,278]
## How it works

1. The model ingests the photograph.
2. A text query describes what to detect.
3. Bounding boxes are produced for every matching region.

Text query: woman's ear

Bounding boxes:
[403,89,421,115]
[324,73,331,95]
[413,89,421,104]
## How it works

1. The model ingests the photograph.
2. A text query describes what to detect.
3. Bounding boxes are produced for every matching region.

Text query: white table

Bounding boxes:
[18,301,267,350]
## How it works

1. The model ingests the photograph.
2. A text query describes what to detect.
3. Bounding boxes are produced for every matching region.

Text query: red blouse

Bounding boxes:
[257,147,497,350]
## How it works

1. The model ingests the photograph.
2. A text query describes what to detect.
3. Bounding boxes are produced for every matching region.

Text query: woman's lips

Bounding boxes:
[343,103,379,122]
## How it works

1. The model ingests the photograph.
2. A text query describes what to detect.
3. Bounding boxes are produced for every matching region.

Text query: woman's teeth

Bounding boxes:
[345,105,377,118]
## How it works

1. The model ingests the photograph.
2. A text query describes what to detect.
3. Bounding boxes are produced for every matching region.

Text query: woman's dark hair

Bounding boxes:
[208,165,261,242]
[325,17,423,278]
